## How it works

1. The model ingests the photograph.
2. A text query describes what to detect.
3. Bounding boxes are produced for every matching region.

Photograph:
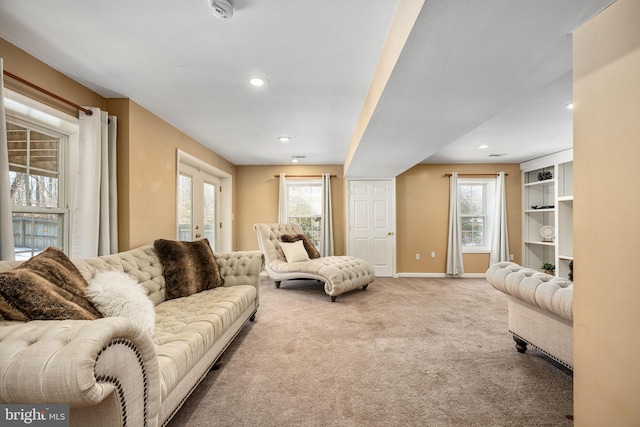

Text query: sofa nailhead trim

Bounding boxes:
[96,338,148,427]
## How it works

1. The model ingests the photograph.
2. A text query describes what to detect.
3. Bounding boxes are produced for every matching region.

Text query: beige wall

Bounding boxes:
[122,100,236,250]
[0,38,105,114]
[235,165,345,253]
[396,163,521,274]
[1,38,235,251]
[234,162,521,274]
[573,0,640,424]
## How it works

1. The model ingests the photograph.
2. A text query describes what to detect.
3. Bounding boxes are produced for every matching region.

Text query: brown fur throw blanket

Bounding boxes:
[154,238,224,300]
[0,247,101,321]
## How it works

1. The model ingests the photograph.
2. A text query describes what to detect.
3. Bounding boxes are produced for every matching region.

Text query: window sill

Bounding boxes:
[462,248,490,254]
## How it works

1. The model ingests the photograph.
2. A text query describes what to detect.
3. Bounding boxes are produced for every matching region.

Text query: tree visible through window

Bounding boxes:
[287,181,322,249]
[459,183,486,248]
[7,120,66,260]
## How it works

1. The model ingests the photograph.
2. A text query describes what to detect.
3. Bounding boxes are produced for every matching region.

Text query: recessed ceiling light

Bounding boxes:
[478,144,489,149]
[248,76,268,87]
[278,136,292,143]
[565,102,573,110]
[291,159,299,163]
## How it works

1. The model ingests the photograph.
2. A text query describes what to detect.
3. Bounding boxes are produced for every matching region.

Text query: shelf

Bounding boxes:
[522,152,572,275]
[525,240,556,246]
[525,208,555,213]
[524,180,554,188]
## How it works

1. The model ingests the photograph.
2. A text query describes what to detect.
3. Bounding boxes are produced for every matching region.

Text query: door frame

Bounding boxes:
[176,150,233,252]
[345,177,397,277]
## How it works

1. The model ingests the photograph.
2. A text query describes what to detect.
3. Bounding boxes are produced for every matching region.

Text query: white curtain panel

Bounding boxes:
[490,171,510,265]
[320,173,334,256]
[277,172,288,224]
[72,108,118,257]
[106,116,118,253]
[446,172,464,275]
[0,59,16,260]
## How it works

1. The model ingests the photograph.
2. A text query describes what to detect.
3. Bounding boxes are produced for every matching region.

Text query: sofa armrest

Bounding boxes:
[216,250,264,288]
[0,317,160,427]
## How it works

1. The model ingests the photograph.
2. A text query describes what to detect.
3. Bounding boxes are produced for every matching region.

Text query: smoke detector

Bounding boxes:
[209,0,234,19]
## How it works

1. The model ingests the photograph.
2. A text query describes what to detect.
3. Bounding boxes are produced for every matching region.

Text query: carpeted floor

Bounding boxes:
[167,276,573,427]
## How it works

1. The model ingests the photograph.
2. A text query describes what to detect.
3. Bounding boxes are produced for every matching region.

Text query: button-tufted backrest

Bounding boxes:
[73,244,166,305]
[0,244,167,306]
[253,223,303,266]
[486,262,573,321]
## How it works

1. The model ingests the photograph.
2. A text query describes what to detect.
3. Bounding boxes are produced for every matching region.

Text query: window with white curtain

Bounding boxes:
[458,179,495,253]
[286,180,322,248]
[4,95,78,260]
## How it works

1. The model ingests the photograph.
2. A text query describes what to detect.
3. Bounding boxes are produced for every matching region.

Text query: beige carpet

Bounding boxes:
[167,276,573,427]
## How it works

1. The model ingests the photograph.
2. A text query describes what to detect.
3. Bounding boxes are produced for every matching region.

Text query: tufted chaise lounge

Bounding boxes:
[0,243,263,427]
[486,262,573,369]
[254,223,375,301]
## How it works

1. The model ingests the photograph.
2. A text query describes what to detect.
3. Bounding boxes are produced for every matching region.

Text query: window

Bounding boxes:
[458,179,495,252]
[286,180,322,249]
[4,93,77,260]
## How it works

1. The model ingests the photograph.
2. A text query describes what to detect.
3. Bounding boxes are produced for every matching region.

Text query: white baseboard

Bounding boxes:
[395,272,486,279]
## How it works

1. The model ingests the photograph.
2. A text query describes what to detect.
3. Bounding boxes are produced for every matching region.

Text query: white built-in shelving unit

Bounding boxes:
[521,149,573,279]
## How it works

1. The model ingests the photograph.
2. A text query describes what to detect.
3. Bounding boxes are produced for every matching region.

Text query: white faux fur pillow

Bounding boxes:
[86,270,155,335]
[280,240,310,263]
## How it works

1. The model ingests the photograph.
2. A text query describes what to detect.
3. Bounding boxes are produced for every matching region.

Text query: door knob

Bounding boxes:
[195,225,200,230]
[195,234,202,239]
[387,231,394,236]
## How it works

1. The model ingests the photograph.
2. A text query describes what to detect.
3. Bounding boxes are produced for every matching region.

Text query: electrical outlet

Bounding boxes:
[509,254,514,261]
[416,253,420,260]
[431,252,436,258]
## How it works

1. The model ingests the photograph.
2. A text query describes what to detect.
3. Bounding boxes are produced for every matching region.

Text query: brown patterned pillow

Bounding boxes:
[0,247,101,321]
[280,234,321,259]
[154,238,224,300]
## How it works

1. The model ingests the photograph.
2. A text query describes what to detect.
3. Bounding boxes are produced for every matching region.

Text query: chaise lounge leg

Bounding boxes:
[331,296,337,302]
[362,285,368,290]
[275,281,281,289]
[513,335,528,353]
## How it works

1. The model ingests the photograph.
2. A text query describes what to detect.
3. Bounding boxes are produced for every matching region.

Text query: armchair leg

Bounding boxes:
[362,285,368,290]
[331,296,337,302]
[275,281,281,288]
[513,335,528,353]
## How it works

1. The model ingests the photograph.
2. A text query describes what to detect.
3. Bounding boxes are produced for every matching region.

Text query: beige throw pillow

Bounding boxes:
[280,240,311,263]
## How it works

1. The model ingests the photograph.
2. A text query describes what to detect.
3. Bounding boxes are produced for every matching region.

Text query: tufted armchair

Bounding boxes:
[254,223,375,301]
[486,262,573,369]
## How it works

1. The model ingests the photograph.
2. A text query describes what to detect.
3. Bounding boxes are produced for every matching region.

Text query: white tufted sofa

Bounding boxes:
[486,262,573,369]
[254,223,375,301]
[0,243,263,427]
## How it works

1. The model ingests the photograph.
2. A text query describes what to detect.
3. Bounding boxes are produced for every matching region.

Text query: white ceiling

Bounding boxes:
[0,0,614,177]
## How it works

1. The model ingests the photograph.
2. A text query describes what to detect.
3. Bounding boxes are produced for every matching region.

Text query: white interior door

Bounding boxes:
[348,180,395,277]
[178,163,220,250]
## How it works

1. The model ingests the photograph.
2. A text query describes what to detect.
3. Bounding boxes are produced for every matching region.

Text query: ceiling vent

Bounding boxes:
[489,153,507,157]
[209,0,234,19]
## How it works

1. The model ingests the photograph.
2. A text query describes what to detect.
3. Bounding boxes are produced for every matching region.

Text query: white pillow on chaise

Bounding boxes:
[279,240,311,263]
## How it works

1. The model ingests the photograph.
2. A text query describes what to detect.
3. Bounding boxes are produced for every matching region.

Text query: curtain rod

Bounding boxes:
[2,70,93,116]
[443,173,508,177]
[274,174,337,178]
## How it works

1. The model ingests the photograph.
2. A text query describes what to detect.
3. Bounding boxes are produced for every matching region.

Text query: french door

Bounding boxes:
[178,163,220,250]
